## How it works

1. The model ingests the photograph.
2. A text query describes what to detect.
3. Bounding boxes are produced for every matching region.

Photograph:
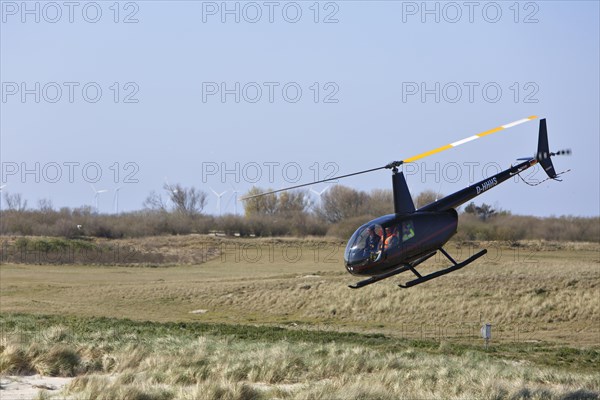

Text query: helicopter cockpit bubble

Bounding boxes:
[344,222,385,271]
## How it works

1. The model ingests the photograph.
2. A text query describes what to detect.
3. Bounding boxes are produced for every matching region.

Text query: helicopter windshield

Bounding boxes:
[344,223,384,267]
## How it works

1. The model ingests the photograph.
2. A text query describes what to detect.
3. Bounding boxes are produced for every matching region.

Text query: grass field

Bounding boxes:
[1,235,599,399]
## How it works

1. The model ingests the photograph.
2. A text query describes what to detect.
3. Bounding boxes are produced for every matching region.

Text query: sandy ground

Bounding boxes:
[0,375,73,400]
[0,375,314,399]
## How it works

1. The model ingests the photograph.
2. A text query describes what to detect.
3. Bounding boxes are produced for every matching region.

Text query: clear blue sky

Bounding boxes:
[1,1,598,216]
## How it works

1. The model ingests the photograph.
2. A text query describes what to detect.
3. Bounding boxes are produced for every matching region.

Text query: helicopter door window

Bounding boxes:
[402,221,415,242]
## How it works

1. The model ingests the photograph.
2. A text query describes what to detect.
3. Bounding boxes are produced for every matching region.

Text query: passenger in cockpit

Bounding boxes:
[384,226,399,250]
[402,221,415,241]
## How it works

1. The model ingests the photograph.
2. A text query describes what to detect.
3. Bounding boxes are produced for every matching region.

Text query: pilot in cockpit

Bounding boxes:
[364,225,381,257]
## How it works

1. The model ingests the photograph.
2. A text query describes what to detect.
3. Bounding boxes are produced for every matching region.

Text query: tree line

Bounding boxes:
[1,185,598,242]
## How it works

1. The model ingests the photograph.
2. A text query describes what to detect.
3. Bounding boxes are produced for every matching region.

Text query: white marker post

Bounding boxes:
[481,323,492,349]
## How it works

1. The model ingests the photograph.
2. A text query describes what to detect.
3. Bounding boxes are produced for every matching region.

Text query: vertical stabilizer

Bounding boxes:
[537,119,557,179]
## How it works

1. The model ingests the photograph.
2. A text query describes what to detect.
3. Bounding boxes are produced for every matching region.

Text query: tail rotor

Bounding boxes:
[536,119,571,181]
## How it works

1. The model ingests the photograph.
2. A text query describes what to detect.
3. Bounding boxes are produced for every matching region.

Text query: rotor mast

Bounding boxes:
[385,161,416,215]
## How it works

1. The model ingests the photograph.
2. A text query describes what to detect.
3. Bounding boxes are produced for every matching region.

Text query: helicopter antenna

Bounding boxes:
[241,116,538,200]
[517,168,572,186]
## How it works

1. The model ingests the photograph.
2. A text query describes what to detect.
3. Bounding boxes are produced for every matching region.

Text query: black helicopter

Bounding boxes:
[244,117,569,288]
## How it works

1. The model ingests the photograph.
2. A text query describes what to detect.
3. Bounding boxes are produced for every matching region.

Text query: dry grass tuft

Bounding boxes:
[32,344,80,376]
[2,315,598,399]
[0,342,35,375]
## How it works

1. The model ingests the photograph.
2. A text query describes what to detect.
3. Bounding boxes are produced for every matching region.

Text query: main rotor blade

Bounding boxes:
[240,165,387,200]
[402,116,538,163]
[242,116,538,200]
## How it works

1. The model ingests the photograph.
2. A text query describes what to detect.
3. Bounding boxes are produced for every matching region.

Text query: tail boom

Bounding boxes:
[419,158,537,212]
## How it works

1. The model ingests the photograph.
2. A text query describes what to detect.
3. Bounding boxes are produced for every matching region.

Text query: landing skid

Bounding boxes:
[348,251,437,289]
[398,248,487,288]
[348,247,487,289]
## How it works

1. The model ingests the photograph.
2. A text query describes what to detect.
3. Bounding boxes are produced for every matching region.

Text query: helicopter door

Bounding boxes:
[380,220,415,259]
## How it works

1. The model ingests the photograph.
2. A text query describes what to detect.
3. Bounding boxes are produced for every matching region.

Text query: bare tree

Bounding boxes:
[315,185,368,223]
[243,187,278,216]
[163,183,208,216]
[414,190,442,208]
[37,198,54,212]
[143,190,167,212]
[4,192,27,211]
[464,201,496,220]
[367,189,394,216]
[277,190,310,215]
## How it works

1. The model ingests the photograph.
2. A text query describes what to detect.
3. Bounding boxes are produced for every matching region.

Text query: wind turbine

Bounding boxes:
[164,177,179,194]
[113,186,123,214]
[90,184,108,212]
[210,187,227,215]
[310,185,330,207]
[224,184,240,215]
[0,185,6,210]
